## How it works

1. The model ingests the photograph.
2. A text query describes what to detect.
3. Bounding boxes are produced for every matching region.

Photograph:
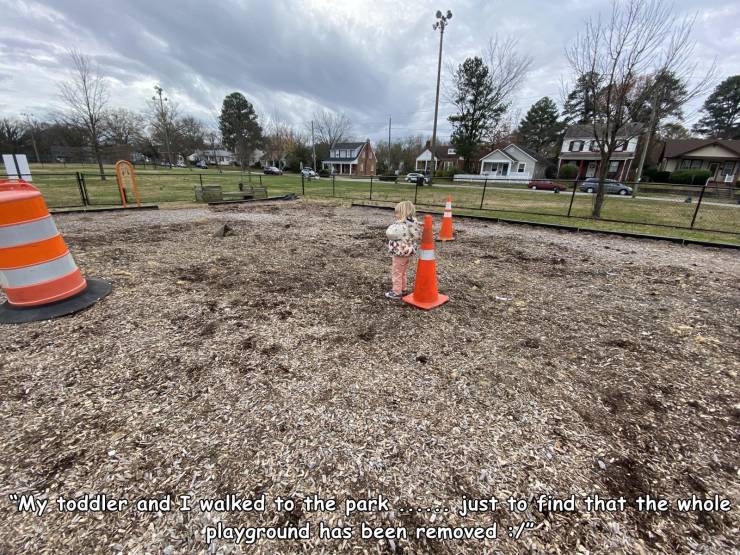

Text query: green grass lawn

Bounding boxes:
[24,164,739,245]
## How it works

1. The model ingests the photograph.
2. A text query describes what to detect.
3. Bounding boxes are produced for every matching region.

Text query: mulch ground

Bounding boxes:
[0,199,738,554]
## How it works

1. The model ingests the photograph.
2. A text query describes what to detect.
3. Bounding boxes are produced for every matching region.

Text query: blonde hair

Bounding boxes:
[395,201,416,220]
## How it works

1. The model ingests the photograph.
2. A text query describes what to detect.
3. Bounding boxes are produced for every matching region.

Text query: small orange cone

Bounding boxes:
[403,214,449,310]
[438,195,454,241]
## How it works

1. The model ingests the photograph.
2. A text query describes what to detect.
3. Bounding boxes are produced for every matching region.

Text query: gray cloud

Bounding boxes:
[1,0,737,142]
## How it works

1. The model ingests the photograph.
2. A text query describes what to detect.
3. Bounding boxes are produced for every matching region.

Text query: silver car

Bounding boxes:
[579,178,633,195]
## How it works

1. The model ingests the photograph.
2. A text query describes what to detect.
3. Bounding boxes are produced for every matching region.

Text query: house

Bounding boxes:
[188,148,237,166]
[557,123,642,180]
[659,139,739,182]
[415,142,466,173]
[478,144,546,180]
[321,140,376,175]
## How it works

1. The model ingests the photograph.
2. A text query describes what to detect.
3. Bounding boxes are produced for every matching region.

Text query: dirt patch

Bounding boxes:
[0,201,738,554]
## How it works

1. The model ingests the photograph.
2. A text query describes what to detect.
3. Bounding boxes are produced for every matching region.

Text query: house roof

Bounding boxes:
[662,139,740,159]
[479,148,517,162]
[417,143,462,160]
[564,123,643,139]
[509,144,546,163]
[333,142,365,150]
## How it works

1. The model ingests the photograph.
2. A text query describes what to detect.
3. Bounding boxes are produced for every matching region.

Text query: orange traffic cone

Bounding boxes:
[403,214,449,310]
[438,195,454,241]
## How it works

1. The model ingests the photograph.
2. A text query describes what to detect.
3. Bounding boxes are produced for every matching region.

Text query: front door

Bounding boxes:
[586,161,596,177]
[708,163,720,179]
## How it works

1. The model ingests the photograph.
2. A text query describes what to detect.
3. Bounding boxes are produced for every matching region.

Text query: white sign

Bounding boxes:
[2,154,32,182]
[724,174,735,183]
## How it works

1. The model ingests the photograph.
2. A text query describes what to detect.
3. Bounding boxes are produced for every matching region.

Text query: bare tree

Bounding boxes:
[103,108,145,146]
[309,109,352,148]
[147,91,180,165]
[565,0,711,217]
[264,111,300,168]
[58,49,109,178]
[485,36,533,114]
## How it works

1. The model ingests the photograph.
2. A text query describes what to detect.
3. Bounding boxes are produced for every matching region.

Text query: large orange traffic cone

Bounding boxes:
[403,214,449,310]
[438,195,454,241]
[0,179,112,324]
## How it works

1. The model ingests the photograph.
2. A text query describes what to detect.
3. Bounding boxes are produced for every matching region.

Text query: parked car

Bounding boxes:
[301,168,318,178]
[528,179,566,192]
[405,172,429,184]
[264,166,283,175]
[195,160,208,169]
[175,162,186,168]
[579,178,632,195]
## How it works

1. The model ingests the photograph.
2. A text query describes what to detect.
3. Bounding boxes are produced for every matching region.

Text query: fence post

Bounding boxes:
[567,179,578,217]
[199,174,203,187]
[301,173,305,195]
[369,177,373,200]
[80,173,90,205]
[414,182,419,204]
[479,178,488,209]
[259,175,263,186]
[690,179,709,229]
[75,172,88,206]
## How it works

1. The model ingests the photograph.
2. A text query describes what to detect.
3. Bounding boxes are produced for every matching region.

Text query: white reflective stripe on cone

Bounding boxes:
[419,249,435,261]
[0,251,75,288]
[0,216,59,248]
[443,212,452,218]
[445,203,451,209]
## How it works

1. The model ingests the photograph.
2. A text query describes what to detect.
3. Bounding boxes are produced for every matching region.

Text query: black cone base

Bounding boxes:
[0,278,112,324]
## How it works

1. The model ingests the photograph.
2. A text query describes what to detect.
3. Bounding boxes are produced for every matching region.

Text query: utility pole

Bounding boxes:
[430,10,452,185]
[387,115,392,172]
[633,87,660,198]
[153,85,173,166]
[21,112,42,167]
[311,120,316,171]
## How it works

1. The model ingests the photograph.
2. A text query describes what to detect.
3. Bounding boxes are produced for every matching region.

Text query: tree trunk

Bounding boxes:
[592,153,610,218]
[93,141,106,181]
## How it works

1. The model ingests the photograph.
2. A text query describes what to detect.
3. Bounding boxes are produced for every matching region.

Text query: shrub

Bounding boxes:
[558,163,578,179]
[669,169,711,184]
[318,168,331,177]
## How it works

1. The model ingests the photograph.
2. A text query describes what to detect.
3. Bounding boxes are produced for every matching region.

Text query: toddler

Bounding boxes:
[385,201,421,299]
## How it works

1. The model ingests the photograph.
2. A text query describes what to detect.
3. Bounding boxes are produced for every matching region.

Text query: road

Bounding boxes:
[328,176,739,209]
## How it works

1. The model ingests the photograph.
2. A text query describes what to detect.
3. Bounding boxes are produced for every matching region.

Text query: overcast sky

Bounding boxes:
[1,0,737,143]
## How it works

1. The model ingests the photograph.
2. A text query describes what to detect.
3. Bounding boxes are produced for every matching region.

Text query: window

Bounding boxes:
[723,160,735,176]
[616,141,628,152]
[608,161,619,172]
[569,140,584,152]
[447,148,456,155]
[517,163,525,173]
[680,159,703,169]
[589,140,599,152]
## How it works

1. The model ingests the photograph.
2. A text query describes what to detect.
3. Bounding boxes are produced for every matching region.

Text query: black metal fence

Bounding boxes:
[5,169,739,239]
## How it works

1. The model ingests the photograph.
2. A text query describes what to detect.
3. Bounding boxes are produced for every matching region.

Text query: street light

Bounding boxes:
[153,85,173,166]
[430,9,452,185]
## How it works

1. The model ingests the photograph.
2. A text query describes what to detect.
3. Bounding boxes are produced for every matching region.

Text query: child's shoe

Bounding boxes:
[385,291,402,300]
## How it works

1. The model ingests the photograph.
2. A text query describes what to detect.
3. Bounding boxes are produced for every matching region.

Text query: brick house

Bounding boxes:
[321,140,376,175]
[558,123,642,180]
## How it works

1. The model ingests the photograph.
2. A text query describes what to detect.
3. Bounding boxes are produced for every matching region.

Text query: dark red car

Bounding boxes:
[528,180,566,192]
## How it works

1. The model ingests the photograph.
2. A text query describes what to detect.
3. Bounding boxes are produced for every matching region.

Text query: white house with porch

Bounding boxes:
[321,141,377,175]
[479,144,545,180]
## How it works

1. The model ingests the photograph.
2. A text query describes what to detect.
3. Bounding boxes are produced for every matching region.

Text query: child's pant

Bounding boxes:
[391,255,411,294]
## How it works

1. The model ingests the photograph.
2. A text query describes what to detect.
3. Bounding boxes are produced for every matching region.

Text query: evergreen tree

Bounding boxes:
[562,71,601,124]
[692,75,740,139]
[518,97,564,157]
[219,92,263,169]
[448,57,505,171]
